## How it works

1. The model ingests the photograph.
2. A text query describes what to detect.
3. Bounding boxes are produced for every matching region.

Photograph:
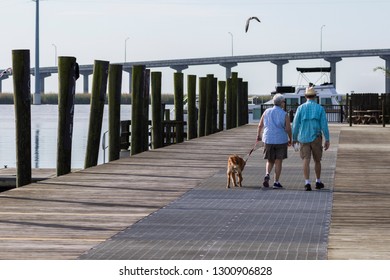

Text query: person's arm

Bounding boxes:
[285,113,292,146]
[257,114,265,141]
[292,107,300,143]
[321,108,330,150]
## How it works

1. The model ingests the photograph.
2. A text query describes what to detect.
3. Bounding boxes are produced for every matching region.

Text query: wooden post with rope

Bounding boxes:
[57,56,78,176]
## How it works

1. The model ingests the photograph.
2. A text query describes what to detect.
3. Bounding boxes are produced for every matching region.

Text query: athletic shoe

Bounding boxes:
[304,184,312,191]
[263,174,270,188]
[273,182,283,189]
[315,182,325,189]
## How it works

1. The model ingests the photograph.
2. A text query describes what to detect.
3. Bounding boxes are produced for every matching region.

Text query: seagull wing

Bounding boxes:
[245,18,250,32]
[245,16,261,32]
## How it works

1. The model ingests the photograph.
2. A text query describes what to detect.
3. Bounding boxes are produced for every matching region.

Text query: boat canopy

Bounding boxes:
[296,67,331,73]
[274,86,296,94]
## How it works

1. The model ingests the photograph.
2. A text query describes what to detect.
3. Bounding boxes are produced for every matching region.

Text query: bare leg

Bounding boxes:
[303,158,311,180]
[266,159,275,175]
[274,159,282,182]
[314,160,321,180]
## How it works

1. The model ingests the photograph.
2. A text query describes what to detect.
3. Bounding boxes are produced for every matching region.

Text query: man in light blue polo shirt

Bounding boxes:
[292,87,330,191]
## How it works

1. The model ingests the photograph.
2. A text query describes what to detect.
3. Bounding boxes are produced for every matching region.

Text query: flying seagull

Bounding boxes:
[245,16,261,32]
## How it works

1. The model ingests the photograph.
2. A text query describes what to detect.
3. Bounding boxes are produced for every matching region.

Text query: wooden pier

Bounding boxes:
[0,124,389,259]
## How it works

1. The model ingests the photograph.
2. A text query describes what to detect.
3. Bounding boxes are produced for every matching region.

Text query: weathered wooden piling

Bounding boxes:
[131,65,146,155]
[218,81,226,131]
[231,72,238,128]
[151,71,163,149]
[198,77,207,137]
[143,70,150,151]
[174,72,184,143]
[382,93,386,127]
[108,64,123,162]
[12,49,31,187]
[57,56,78,176]
[205,74,214,136]
[242,81,249,125]
[237,78,244,126]
[226,78,233,130]
[212,77,218,134]
[187,74,197,139]
[84,60,109,169]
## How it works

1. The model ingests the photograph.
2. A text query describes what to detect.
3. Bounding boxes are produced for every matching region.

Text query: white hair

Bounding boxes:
[273,93,285,106]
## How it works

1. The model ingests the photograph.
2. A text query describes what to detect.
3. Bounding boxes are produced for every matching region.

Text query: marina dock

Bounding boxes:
[0,123,389,259]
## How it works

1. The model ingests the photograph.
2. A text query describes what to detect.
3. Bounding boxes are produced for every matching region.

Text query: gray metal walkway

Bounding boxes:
[79,126,339,260]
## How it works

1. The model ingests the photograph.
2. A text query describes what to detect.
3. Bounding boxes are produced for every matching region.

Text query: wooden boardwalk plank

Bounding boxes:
[328,125,390,259]
[1,123,389,259]
[0,125,257,259]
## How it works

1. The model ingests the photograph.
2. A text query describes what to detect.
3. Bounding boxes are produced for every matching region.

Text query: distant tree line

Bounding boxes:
[0,93,175,105]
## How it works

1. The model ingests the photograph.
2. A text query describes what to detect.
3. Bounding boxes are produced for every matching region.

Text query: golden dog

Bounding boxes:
[226,154,246,189]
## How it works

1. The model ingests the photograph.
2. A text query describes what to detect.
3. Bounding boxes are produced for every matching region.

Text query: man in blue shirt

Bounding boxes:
[292,87,330,191]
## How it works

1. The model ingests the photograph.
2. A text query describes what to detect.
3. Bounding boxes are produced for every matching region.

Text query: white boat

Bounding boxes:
[268,67,343,106]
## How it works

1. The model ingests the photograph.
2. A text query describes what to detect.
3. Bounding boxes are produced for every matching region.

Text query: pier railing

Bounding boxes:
[260,104,345,123]
[120,120,187,151]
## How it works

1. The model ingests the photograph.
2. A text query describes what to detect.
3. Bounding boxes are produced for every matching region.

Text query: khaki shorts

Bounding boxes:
[300,136,323,162]
[263,143,288,160]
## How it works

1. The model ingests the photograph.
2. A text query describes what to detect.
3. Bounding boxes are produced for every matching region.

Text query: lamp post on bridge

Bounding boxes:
[320,25,326,52]
[52,43,57,66]
[33,0,41,104]
[228,32,233,56]
[125,37,130,63]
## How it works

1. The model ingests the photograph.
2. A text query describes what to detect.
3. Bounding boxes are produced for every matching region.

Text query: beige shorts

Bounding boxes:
[300,136,323,162]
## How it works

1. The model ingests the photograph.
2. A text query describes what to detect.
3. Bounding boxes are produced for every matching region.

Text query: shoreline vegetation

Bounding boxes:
[0,93,176,105]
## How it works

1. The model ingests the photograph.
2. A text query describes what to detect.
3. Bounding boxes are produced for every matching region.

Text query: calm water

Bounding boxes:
[0,104,132,169]
[0,104,255,169]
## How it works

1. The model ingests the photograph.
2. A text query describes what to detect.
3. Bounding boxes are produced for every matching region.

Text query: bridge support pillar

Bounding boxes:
[123,67,132,93]
[324,57,342,87]
[271,60,289,86]
[31,72,51,95]
[220,62,237,79]
[380,55,390,93]
[170,65,188,73]
[0,75,10,93]
[80,70,93,93]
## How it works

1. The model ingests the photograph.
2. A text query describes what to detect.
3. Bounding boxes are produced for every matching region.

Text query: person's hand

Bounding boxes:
[324,141,330,151]
[257,135,262,141]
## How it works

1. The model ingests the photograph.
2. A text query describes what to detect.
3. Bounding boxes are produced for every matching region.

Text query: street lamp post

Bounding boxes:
[228,32,233,56]
[34,0,41,104]
[320,25,325,52]
[52,44,57,66]
[124,37,130,63]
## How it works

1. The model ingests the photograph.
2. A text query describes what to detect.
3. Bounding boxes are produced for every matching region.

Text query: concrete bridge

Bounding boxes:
[1,48,390,104]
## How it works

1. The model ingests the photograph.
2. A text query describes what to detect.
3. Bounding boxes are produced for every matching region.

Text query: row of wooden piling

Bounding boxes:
[11,49,249,188]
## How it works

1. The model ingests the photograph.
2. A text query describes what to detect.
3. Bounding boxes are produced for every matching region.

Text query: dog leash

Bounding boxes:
[245,139,260,163]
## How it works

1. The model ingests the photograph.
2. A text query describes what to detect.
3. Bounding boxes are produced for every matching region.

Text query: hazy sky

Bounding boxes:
[1,0,389,95]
